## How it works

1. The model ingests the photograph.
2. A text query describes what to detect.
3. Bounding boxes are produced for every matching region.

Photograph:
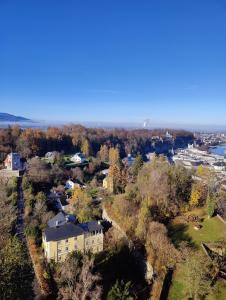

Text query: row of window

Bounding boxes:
[57,237,78,245]
[90,230,102,235]
[57,236,102,247]
[57,245,102,257]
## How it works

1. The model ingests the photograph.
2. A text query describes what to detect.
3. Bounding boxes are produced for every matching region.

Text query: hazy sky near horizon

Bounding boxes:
[0,0,226,126]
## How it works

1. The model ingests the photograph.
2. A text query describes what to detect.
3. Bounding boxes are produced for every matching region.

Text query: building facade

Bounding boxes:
[43,221,104,262]
[4,152,22,171]
[71,153,87,164]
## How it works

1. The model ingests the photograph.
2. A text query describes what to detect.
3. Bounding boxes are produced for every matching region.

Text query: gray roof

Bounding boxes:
[44,221,103,242]
[79,221,103,232]
[47,212,67,228]
[47,212,76,228]
[45,223,84,242]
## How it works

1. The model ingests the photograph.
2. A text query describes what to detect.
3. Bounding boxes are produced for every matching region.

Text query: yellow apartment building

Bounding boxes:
[43,220,104,262]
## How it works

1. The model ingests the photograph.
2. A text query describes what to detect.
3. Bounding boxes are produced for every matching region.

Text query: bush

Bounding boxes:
[25,225,42,245]
[107,280,134,300]
[8,191,18,206]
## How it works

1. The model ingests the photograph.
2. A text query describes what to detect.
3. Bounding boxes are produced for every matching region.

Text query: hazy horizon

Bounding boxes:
[2,113,226,132]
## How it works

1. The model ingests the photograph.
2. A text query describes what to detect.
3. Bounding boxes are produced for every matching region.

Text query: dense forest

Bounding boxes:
[0,125,194,161]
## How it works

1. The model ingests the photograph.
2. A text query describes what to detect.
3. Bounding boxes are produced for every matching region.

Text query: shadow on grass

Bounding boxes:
[168,223,196,248]
[95,243,150,300]
[160,268,173,300]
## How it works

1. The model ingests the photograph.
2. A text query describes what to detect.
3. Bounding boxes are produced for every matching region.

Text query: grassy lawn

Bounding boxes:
[186,216,226,246]
[168,264,226,300]
[168,210,226,300]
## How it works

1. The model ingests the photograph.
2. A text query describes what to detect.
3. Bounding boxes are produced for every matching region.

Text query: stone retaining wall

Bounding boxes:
[217,214,226,225]
[102,206,153,281]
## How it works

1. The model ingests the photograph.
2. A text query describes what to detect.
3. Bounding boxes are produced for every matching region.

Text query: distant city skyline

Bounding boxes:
[1,0,226,127]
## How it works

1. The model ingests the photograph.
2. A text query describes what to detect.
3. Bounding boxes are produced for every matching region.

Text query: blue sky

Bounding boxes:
[0,0,226,126]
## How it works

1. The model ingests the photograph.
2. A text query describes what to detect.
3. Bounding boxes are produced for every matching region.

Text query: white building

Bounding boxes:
[65,180,81,190]
[123,154,135,167]
[101,169,109,176]
[71,153,87,164]
[4,152,22,171]
[45,151,58,162]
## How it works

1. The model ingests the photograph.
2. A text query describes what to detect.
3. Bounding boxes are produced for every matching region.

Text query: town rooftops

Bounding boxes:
[44,220,103,242]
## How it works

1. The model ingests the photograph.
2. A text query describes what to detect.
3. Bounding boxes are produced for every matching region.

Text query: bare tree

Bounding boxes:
[57,253,102,300]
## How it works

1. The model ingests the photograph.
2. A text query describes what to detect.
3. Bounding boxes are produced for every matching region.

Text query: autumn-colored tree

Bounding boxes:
[108,147,128,193]
[190,185,202,207]
[71,186,82,204]
[70,187,93,222]
[81,138,92,157]
[72,167,84,183]
[109,147,120,165]
[105,194,137,236]
[16,128,45,158]
[145,222,178,271]
[99,144,109,162]
[108,163,123,194]
[196,165,211,179]
[46,127,62,140]
[27,157,51,183]
[184,251,212,299]
[137,158,192,218]
[135,198,151,240]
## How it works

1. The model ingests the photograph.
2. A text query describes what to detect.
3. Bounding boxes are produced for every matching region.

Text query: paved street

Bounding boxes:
[15,178,25,242]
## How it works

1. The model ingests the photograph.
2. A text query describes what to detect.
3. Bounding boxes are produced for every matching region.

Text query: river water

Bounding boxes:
[209,144,226,157]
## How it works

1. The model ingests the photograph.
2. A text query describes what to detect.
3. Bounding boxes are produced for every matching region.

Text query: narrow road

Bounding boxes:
[16,178,25,241]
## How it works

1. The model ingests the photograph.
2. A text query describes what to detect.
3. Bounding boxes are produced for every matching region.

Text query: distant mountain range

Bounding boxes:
[0,112,31,122]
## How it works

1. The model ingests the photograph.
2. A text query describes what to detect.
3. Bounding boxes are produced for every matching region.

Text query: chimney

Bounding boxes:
[56,220,59,227]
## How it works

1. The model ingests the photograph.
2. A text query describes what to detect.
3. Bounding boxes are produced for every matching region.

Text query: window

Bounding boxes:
[58,249,62,253]
[65,239,68,243]
[74,237,77,241]
[65,247,68,251]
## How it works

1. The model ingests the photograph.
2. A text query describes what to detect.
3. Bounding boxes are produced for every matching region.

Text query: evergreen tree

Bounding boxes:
[131,154,143,177]
[206,193,215,218]
[107,280,134,300]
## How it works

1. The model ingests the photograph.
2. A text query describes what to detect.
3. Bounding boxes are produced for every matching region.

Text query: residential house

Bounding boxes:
[122,154,135,167]
[103,176,114,193]
[45,151,58,163]
[4,152,22,171]
[65,179,78,190]
[0,152,23,177]
[101,169,109,176]
[47,211,76,228]
[43,220,104,262]
[71,153,87,164]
